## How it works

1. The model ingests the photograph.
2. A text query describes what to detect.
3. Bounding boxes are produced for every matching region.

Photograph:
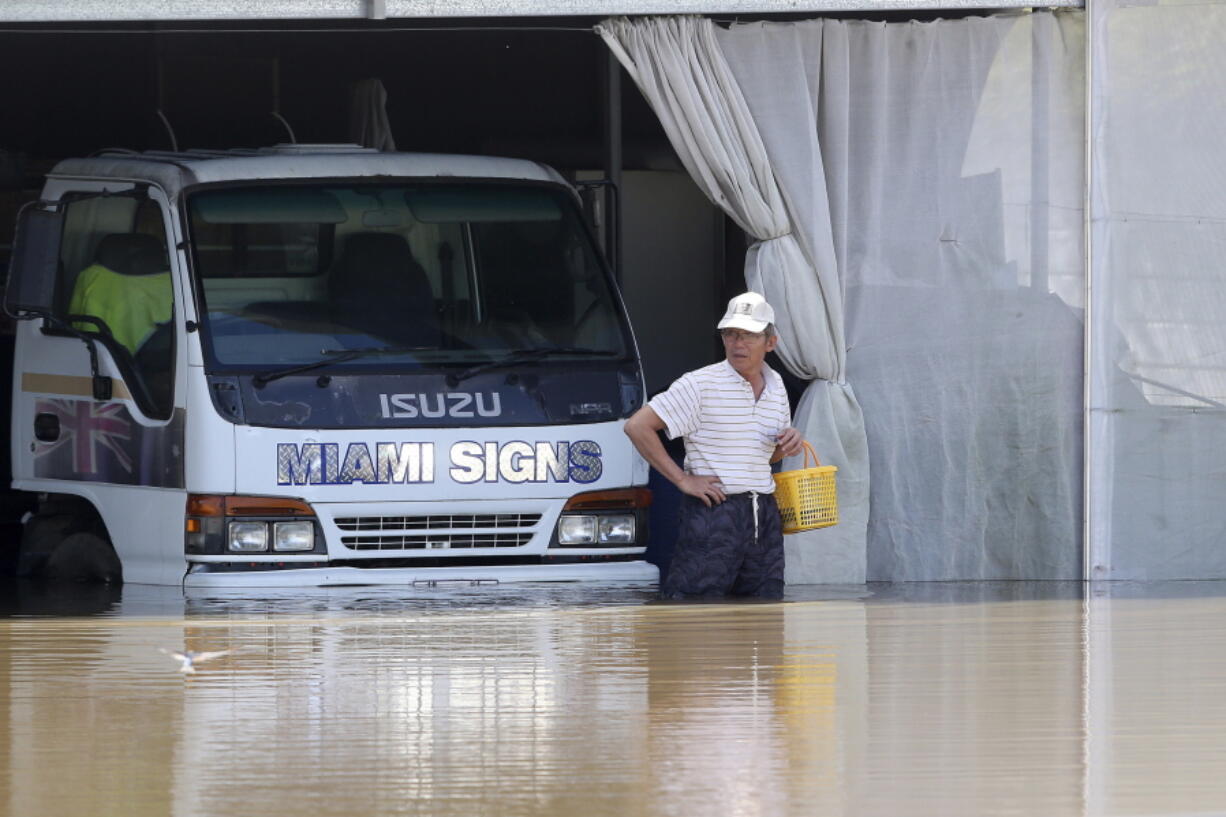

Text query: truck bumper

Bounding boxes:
[182,559,659,588]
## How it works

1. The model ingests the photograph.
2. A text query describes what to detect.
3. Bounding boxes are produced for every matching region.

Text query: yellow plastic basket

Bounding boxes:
[773,441,838,534]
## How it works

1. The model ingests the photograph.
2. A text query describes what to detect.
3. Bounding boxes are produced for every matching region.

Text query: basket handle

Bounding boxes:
[799,440,820,468]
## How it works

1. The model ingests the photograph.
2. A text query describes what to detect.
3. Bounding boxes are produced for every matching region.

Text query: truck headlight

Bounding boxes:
[273,520,316,552]
[553,488,650,549]
[598,515,635,544]
[228,521,269,552]
[557,515,597,544]
[556,513,636,546]
[188,495,322,557]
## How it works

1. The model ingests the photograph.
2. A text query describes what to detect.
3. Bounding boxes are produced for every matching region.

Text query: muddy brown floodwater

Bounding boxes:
[2,580,1225,816]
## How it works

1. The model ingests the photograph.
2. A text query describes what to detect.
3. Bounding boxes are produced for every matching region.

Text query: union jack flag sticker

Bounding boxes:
[34,398,133,475]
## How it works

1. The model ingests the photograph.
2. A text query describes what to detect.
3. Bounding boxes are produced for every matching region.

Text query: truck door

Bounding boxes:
[11,184,185,489]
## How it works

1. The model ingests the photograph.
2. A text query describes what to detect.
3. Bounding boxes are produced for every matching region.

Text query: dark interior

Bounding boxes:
[0,18,675,175]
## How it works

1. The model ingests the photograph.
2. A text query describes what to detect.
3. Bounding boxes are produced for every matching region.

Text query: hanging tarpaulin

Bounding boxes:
[728,13,1086,582]
[601,12,1086,582]
[1087,0,1226,580]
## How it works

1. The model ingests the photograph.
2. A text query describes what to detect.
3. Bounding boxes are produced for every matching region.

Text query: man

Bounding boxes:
[624,292,803,599]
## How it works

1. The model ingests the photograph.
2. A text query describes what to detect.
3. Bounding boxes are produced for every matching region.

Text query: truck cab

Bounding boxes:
[5,146,656,587]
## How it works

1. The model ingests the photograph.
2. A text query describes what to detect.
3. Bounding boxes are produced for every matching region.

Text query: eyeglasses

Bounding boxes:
[719,329,767,343]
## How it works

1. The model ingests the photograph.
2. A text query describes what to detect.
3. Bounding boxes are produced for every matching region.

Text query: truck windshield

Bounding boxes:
[185,182,631,372]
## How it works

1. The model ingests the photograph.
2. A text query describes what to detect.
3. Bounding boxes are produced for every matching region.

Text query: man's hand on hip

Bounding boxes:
[678,474,727,507]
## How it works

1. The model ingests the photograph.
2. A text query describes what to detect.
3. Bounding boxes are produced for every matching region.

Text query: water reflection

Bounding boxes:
[5,581,1226,816]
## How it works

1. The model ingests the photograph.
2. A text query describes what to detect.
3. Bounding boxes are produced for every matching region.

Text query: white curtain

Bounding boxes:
[599,16,871,583]
[1088,0,1226,579]
[601,12,1086,581]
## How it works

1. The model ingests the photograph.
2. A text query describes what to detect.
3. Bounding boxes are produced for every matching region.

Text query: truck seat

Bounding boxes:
[330,232,438,347]
[93,232,168,277]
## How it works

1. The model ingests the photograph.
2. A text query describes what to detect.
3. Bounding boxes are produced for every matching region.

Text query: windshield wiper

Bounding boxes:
[446,346,620,386]
[252,347,422,387]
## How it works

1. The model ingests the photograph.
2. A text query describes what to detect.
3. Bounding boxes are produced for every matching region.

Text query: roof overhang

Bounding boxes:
[0,0,1082,23]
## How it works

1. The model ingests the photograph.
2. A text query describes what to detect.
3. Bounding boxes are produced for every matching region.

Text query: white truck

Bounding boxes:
[4,145,657,587]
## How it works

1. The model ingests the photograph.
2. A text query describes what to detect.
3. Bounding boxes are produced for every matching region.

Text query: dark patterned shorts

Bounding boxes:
[660,492,784,600]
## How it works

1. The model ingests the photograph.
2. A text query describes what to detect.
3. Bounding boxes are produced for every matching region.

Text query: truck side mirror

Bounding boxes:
[2,203,112,400]
[4,202,64,320]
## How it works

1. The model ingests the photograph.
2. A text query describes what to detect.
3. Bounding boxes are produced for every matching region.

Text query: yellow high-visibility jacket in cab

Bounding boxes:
[68,263,172,354]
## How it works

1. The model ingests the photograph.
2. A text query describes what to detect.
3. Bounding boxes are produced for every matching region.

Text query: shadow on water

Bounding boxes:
[856,579,1226,605]
[0,578,855,619]
[0,577,127,617]
[7,574,1226,620]
[0,577,667,619]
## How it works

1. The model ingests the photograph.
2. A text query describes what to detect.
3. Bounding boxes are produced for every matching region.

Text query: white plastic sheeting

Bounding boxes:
[603,11,1086,581]
[724,12,1088,581]
[1088,0,1226,579]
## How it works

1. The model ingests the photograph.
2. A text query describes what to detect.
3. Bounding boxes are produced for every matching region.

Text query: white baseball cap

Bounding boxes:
[717,291,775,333]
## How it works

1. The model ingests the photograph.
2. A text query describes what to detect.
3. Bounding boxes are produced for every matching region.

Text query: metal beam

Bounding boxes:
[602,46,623,285]
[0,0,1082,23]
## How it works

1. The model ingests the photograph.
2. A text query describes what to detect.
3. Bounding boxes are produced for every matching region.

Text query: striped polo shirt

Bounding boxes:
[649,359,792,494]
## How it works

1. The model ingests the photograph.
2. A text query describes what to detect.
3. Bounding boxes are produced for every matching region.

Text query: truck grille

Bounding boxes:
[335,512,543,552]
[334,513,541,531]
[342,532,534,551]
